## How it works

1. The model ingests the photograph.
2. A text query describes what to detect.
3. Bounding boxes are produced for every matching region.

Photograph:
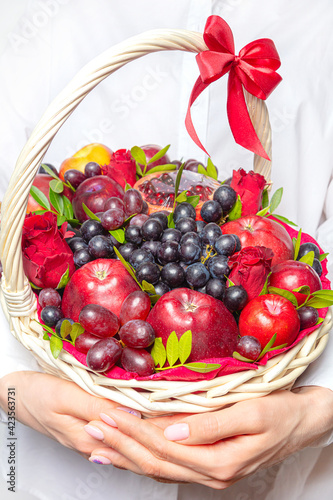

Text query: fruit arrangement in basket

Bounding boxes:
[22,141,333,382]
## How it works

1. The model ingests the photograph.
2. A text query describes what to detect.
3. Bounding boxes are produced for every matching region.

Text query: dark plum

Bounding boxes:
[298,306,319,330]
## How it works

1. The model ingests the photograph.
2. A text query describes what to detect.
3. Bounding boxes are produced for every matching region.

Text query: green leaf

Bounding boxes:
[125,182,132,192]
[57,215,67,227]
[271,214,298,227]
[311,289,333,299]
[70,323,85,343]
[226,276,236,287]
[206,158,218,180]
[299,251,315,266]
[269,187,283,214]
[135,162,144,177]
[145,164,177,175]
[141,280,156,294]
[60,319,73,339]
[178,330,192,364]
[29,280,42,290]
[30,186,50,210]
[174,162,186,202]
[131,146,147,166]
[40,163,60,180]
[306,297,333,308]
[228,195,242,221]
[176,189,188,203]
[63,195,74,219]
[49,178,64,194]
[319,252,329,262]
[147,145,170,164]
[232,351,254,363]
[256,206,271,217]
[262,188,269,209]
[166,331,179,367]
[82,203,101,221]
[316,317,325,325]
[109,228,125,244]
[183,362,221,373]
[186,195,200,208]
[268,286,298,307]
[43,332,50,341]
[197,164,207,175]
[259,333,277,359]
[31,210,47,216]
[167,211,175,228]
[292,285,311,295]
[113,247,140,286]
[56,265,70,289]
[293,229,302,260]
[151,337,167,367]
[268,343,287,351]
[259,272,271,295]
[50,335,63,359]
[49,189,64,215]
[149,294,161,305]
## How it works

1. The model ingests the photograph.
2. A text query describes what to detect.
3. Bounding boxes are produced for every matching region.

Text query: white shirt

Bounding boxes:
[1,1,333,499]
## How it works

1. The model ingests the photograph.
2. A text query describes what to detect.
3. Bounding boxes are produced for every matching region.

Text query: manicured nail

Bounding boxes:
[89,455,112,465]
[116,407,142,418]
[100,413,118,427]
[84,424,104,440]
[164,423,189,441]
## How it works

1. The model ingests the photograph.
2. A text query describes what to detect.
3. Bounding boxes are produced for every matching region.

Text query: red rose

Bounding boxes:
[228,246,274,301]
[230,168,267,216]
[22,212,75,289]
[102,149,137,188]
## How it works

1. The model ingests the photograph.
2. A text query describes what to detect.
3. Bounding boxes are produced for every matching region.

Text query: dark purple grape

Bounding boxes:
[298,306,319,330]
[119,320,155,348]
[141,240,161,258]
[297,242,320,261]
[214,234,240,256]
[173,202,196,222]
[157,240,180,265]
[196,220,206,233]
[207,255,230,279]
[184,159,204,173]
[180,231,201,246]
[55,318,74,337]
[118,242,138,260]
[175,217,197,234]
[205,278,225,300]
[108,233,122,249]
[129,214,149,227]
[141,200,149,214]
[39,288,62,308]
[64,169,87,189]
[88,235,114,259]
[141,218,163,241]
[79,304,119,338]
[86,338,122,372]
[200,223,222,246]
[185,263,210,288]
[101,209,125,231]
[41,306,64,327]
[74,248,94,267]
[124,189,143,216]
[200,200,223,223]
[154,281,171,296]
[81,219,105,242]
[149,212,168,230]
[236,336,261,361]
[104,197,125,212]
[170,160,182,169]
[67,236,88,253]
[161,228,182,243]
[38,163,58,175]
[312,258,323,277]
[136,261,160,285]
[129,248,154,270]
[75,332,101,354]
[224,285,248,311]
[179,242,201,264]
[125,225,143,245]
[213,185,237,214]
[85,162,101,177]
[121,347,155,376]
[161,262,185,288]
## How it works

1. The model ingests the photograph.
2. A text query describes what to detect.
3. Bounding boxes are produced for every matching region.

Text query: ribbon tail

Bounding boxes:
[185,77,210,156]
[227,71,271,161]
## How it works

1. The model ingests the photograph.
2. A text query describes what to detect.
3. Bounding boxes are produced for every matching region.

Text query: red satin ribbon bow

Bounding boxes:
[185,16,282,160]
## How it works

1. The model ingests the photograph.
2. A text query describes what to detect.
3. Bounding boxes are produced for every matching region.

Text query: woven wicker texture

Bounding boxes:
[0,28,331,415]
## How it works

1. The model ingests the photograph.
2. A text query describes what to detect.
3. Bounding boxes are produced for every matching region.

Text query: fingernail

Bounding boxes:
[100,413,118,427]
[116,407,142,418]
[164,423,189,441]
[89,455,112,465]
[84,424,104,440]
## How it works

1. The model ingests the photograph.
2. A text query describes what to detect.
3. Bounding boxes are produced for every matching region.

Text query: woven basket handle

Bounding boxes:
[0,29,271,295]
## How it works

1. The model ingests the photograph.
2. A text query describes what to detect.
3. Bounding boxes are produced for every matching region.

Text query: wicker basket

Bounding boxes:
[0,28,332,416]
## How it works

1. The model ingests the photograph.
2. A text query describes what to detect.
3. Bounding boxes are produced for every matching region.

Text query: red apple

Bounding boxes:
[72,175,124,222]
[222,215,294,266]
[140,144,170,172]
[147,288,238,362]
[62,259,140,321]
[269,260,322,305]
[238,294,300,348]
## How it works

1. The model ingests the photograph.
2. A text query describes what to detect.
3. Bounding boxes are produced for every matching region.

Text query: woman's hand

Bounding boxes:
[85,386,333,489]
[0,371,139,463]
